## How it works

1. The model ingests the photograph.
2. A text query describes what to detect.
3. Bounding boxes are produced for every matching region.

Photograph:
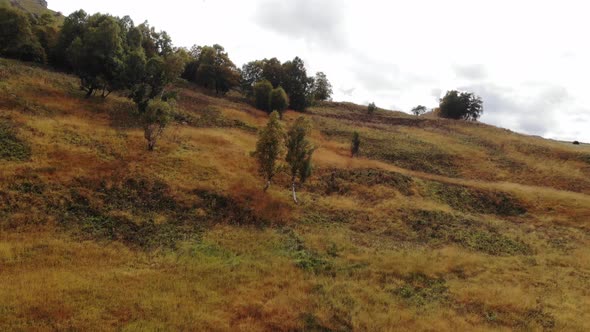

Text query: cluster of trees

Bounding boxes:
[243,57,333,112]
[253,115,363,201]
[254,112,315,203]
[181,44,240,95]
[57,11,184,98]
[1,5,333,151]
[55,11,185,150]
[2,5,487,161]
[253,81,289,117]
[0,7,188,150]
[0,6,58,63]
[412,91,483,120]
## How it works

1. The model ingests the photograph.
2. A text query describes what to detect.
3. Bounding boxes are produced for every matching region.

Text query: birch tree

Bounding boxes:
[253,111,285,191]
[285,117,314,203]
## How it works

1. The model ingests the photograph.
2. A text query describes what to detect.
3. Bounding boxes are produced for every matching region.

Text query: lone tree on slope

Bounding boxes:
[368,102,377,115]
[411,105,427,116]
[253,111,285,191]
[439,90,483,121]
[142,100,172,151]
[286,117,315,203]
[128,55,185,151]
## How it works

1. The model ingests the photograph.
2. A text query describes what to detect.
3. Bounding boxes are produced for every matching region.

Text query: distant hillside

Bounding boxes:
[0,0,63,20]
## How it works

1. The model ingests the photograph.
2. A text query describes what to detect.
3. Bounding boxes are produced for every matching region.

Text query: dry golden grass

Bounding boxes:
[1,58,590,331]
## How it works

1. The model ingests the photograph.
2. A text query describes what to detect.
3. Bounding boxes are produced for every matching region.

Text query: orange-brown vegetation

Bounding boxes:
[1,58,590,331]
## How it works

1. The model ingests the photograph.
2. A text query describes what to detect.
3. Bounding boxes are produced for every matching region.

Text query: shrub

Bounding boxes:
[254,80,273,112]
[367,102,377,115]
[439,90,483,121]
[142,100,172,151]
[253,111,285,191]
[270,87,289,118]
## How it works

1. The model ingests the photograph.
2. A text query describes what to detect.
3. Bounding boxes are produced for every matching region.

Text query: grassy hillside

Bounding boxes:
[1,58,590,331]
[0,0,63,21]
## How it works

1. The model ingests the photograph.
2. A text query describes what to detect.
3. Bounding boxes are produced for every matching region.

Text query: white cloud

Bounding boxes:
[255,0,346,50]
[453,64,487,80]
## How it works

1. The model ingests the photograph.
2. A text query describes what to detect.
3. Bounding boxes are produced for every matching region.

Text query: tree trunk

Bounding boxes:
[292,181,298,204]
[85,87,94,98]
[147,139,155,151]
[264,180,271,192]
[144,125,156,151]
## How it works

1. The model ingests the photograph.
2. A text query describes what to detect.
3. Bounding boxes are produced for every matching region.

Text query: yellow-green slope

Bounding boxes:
[1,58,589,331]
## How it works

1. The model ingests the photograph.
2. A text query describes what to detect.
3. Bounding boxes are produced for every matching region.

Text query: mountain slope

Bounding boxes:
[1,58,589,331]
[1,0,63,20]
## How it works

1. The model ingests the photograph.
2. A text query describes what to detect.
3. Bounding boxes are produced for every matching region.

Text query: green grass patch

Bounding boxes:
[174,106,256,133]
[393,273,449,306]
[419,181,527,216]
[457,301,555,330]
[405,210,532,256]
[61,179,203,249]
[0,120,31,161]
[279,228,334,275]
[193,189,269,226]
[316,168,414,196]
[314,117,459,176]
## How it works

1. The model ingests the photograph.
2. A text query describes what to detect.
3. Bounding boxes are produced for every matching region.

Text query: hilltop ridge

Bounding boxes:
[1,0,61,18]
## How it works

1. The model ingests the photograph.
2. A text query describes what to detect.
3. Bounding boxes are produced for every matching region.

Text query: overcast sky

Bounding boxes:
[50,0,590,142]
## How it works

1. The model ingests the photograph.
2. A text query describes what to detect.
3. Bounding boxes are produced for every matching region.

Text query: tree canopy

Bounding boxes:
[182,44,240,95]
[411,105,427,116]
[0,7,47,63]
[286,117,315,203]
[65,13,125,97]
[254,80,273,113]
[142,99,173,151]
[311,72,333,102]
[281,57,312,111]
[439,90,483,121]
[270,87,289,118]
[253,111,285,191]
[241,57,329,112]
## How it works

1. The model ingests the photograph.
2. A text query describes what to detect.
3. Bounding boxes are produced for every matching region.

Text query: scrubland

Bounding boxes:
[1,59,590,331]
